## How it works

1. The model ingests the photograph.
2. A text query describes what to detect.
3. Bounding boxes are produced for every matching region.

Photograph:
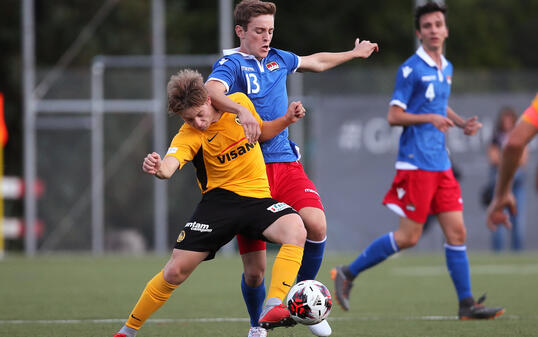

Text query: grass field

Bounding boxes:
[1,252,537,337]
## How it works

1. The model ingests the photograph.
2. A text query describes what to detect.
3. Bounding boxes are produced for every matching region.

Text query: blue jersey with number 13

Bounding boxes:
[208,47,300,163]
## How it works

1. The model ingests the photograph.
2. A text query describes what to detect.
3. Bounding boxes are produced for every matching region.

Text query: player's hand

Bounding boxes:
[143,152,162,175]
[486,192,516,231]
[237,105,261,144]
[430,114,454,132]
[463,116,482,136]
[353,38,379,58]
[285,101,306,124]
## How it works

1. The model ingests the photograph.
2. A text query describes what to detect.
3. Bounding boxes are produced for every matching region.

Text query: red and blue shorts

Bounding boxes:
[382,168,463,224]
[236,161,324,255]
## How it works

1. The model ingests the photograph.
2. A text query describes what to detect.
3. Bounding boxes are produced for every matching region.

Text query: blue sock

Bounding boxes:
[241,273,265,327]
[348,232,399,277]
[297,237,326,282]
[444,244,473,301]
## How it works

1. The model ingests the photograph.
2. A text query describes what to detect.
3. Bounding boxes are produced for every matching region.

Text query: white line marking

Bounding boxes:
[0,315,521,325]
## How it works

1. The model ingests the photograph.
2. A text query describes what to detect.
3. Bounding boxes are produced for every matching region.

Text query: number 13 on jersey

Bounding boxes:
[245,73,260,94]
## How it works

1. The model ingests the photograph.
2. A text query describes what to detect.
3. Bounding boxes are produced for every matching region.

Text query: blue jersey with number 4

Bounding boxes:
[208,48,300,163]
[390,46,453,171]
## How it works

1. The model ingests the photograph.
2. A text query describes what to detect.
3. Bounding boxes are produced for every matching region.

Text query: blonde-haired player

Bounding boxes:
[113,69,307,337]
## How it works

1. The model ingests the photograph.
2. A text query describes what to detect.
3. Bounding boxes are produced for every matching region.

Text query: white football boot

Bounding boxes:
[308,319,332,336]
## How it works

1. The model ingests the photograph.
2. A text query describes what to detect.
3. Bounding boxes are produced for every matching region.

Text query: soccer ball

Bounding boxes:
[286,280,332,325]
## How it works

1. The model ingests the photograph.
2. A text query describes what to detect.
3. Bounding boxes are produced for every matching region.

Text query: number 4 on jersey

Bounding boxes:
[425,83,435,101]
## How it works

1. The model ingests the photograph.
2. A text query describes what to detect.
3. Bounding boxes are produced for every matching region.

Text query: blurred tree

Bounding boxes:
[447,0,538,69]
[167,0,218,54]
[272,0,415,65]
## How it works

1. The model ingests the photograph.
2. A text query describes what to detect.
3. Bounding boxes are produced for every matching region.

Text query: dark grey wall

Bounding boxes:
[305,93,538,252]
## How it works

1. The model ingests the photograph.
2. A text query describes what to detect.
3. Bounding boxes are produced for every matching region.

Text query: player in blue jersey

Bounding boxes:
[331,2,505,320]
[205,1,378,336]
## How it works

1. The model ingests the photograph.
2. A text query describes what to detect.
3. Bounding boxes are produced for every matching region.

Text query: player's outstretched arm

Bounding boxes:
[495,121,536,197]
[298,38,379,73]
[486,120,538,230]
[260,101,305,142]
[205,80,261,144]
[142,152,179,180]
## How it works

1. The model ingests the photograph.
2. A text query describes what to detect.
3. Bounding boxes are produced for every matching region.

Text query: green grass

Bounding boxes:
[1,252,537,336]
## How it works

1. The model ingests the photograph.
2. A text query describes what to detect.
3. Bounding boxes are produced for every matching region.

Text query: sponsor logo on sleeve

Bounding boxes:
[167,147,178,154]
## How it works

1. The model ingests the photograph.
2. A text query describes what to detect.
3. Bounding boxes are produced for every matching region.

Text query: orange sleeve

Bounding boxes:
[521,94,538,128]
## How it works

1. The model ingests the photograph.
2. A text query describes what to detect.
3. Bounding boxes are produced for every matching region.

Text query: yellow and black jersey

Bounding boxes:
[165,92,271,198]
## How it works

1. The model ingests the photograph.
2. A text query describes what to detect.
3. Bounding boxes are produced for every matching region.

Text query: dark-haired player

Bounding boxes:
[206,1,378,335]
[332,2,504,320]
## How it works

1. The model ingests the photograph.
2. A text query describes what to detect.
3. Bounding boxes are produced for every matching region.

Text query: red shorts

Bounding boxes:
[382,169,463,224]
[265,161,324,212]
[237,161,324,255]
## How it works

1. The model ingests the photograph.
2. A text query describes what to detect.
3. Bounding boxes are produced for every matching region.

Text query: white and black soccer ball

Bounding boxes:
[286,280,332,325]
